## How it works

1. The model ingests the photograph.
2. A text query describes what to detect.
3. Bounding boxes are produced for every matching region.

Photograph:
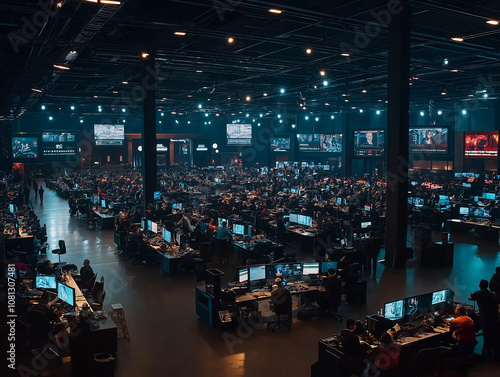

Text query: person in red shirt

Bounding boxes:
[449,305,477,361]
[373,332,400,376]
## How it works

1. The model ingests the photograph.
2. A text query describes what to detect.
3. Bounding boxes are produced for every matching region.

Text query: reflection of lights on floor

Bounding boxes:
[221,353,245,376]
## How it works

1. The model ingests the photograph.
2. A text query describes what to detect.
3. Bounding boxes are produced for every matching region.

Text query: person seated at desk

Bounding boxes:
[216,221,233,241]
[373,332,399,377]
[270,277,292,321]
[80,259,94,281]
[341,319,369,369]
[448,305,476,362]
[321,268,342,314]
[31,292,62,322]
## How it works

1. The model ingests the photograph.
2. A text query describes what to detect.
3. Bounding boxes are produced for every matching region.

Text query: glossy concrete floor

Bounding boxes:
[30,183,500,377]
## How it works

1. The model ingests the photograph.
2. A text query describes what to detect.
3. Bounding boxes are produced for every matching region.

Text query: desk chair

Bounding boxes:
[26,309,60,361]
[51,240,66,268]
[268,296,292,331]
[411,346,451,377]
[91,289,106,311]
[78,273,97,293]
[89,277,104,301]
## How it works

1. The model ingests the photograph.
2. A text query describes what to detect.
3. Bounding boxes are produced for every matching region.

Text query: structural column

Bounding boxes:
[141,50,157,210]
[385,6,410,268]
[344,113,352,177]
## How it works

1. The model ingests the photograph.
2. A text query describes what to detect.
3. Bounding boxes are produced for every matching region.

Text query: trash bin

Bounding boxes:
[93,353,115,377]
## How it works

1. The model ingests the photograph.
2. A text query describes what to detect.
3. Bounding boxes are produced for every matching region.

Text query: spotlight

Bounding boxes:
[277,114,281,118]
[49,116,53,120]
[205,113,209,117]
[174,31,186,36]
[263,93,268,97]
[306,48,312,54]
[70,105,75,110]
[279,119,283,123]
[323,80,328,86]
[319,70,325,76]
[259,114,263,117]
[198,104,202,109]
[212,143,218,149]
[227,37,234,43]
[483,93,489,98]
[41,105,46,110]
[269,8,282,14]
[80,119,83,123]
[331,115,335,119]
[487,20,499,25]
[359,109,363,113]
[376,110,381,115]
[123,120,126,123]
[437,110,443,115]
[315,117,319,121]
[141,52,149,58]
[257,123,261,126]
[443,59,449,65]
[451,37,464,42]
[305,116,309,120]
[462,109,467,115]
[280,88,285,94]
[245,96,251,101]
[161,113,164,116]
[291,124,296,128]
[420,111,425,116]
[362,88,367,93]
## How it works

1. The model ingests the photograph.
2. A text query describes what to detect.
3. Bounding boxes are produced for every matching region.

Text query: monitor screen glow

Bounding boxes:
[36,276,57,289]
[233,224,245,235]
[238,268,248,283]
[57,282,75,307]
[164,229,171,242]
[384,299,404,320]
[303,262,319,275]
[249,265,266,281]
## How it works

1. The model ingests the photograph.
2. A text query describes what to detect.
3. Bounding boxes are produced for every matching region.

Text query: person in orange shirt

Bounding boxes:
[449,305,477,361]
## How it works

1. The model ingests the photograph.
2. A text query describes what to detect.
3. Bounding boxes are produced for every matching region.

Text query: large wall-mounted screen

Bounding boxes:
[271,138,290,152]
[409,128,448,154]
[465,131,498,158]
[42,133,77,157]
[12,136,38,159]
[297,134,342,152]
[227,124,252,145]
[353,130,385,157]
[94,124,124,146]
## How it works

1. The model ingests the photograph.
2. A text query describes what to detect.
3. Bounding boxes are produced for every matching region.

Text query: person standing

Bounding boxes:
[364,231,380,274]
[39,186,45,204]
[468,279,499,356]
[33,179,38,200]
[490,267,500,296]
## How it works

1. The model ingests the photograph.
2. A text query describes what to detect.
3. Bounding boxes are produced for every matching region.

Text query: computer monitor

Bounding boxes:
[247,226,252,238]
[459,207,470,216]
[109,202,114,209]
[289,213,298,224]
[192,200,200,207]
[57,282,75,307]
[431,289,450,305]
[364,205,371,211]
[361,221,371,229]
[462,183,471,188]
[164,229,171,243]
[405,293,432,317]
[320,261,338,273]
[147,220,152,231]
[218,218,228,228]
[266,263,302,280]
[249,265,266,282]
[408,197,414,205]
[384,299,404,321]
[151,222,158,234]
[483,193,496,200]
[474,196,479,202]
[474,208,490,219]
[439,196,450,206]
[238,267,249,283]
[298,215,312,227]
[302,262,320,275]
[101,199,106,208]
[141,219,146,230]
[233,224,245,235]
[153,191,161,200]
[9,204,15,214]
[336,197,342,205]
[35,275,57,289]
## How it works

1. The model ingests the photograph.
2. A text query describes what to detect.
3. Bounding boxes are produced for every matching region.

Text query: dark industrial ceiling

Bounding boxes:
[1,0,500,119]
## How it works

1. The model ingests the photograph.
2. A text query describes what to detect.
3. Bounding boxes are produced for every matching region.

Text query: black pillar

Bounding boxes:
[141,50,157,210]
[385,6,410,268]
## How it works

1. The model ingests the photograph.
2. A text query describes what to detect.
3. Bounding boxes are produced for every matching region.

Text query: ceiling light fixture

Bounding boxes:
[450,69,459,72]
[340,53,350,57]
[280,88,285,94]
[306,48,312,54]
[263,92,268,97]
[269,9,282,14]
[462,109,467,115]
[451,37,464,42]
[69,50,77,55]
[122,81,128,84]
[376,110,381,115]
[487,20,499,25]
[245,96,251,101]
[319,70,325,76]
[227,37,234,43]
[441,89,447,95]
[41,105,46,110]
[420,111,425,116]
[100,0,121,4]
[174,31,186,36]
[32,88,43,93]
[437,110,443,115]
[53,64,70,70]
[141,52,149,58]
[362,88,367,93]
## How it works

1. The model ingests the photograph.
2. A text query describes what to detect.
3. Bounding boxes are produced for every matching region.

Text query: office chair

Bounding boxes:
[410,346,451,377]
[89,277,104,301]
[51,240,66,267]
[268,297,292,332]
[91,289,106,311]
[78,273,97,293]
[26,309,60,361]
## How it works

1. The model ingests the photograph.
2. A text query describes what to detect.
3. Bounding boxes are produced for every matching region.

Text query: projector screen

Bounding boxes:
[353,130,385,157]
[297,134,342,152]
[227,124,252,145]
[94,124,124,146]
[42,133,77,157]
[409,128,448,154]
[271,138,290,151]
[465,131,498,158]
[12,136,38,159]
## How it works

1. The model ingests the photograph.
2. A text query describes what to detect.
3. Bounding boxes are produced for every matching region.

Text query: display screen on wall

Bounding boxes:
[409,128,448,154]
[271,138,290,152]
[94,124,124,146]
[465,131,498,158]
[227,124,252,145]
[353,130,385,156]
[297,134,342,152]
[41,133,77,157]
[12,136,38,159]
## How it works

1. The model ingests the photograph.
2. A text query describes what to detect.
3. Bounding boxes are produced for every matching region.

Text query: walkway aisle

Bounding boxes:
[27,182,500,377]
